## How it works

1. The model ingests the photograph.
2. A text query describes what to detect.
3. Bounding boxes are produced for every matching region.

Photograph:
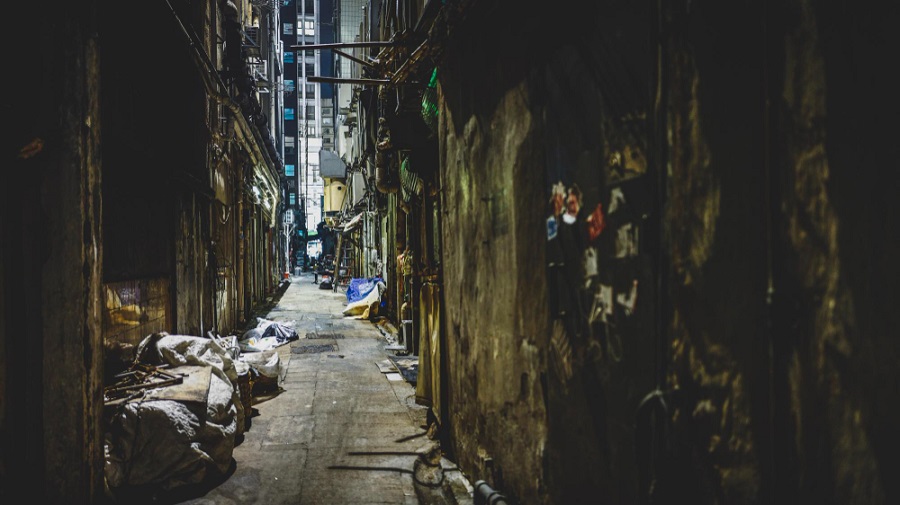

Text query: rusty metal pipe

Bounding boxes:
[334,48,376,68]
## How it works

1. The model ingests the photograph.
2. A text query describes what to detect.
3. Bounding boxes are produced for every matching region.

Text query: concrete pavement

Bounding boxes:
[179,272,435,504]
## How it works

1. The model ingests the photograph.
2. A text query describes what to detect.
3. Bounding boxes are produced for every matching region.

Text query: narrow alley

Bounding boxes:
[166,272,464,505]
[4,1,900,504]
[98,271,474,505]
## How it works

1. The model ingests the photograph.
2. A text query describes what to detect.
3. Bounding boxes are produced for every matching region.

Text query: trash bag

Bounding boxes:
[239,318,298,352]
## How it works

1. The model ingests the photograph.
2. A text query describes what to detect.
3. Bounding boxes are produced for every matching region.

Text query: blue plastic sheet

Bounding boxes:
[347,277,381,303]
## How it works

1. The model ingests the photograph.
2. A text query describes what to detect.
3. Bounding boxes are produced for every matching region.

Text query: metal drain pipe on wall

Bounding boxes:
[474,480,509,505]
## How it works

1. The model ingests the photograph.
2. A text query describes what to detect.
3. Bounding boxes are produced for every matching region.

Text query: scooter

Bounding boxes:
[318,271,333,290]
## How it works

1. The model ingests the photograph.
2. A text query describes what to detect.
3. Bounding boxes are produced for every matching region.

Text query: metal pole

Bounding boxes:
[307,76,391,85]
[289,41,395,50]
[334,48,376,68]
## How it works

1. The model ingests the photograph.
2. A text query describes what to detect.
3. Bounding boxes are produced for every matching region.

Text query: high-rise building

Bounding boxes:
[332,0,367,220]
[280,0,335,247]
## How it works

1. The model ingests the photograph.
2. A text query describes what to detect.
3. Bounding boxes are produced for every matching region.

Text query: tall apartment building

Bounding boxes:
[332,0,367,220]
[280,0,335,257]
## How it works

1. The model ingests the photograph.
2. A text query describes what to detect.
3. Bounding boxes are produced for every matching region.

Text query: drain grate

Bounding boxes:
[305,332,346,340]
[292,344,337,354]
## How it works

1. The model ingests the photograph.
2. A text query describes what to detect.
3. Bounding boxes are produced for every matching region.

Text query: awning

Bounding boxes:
[342,213,364,232]
[320,149,347,179]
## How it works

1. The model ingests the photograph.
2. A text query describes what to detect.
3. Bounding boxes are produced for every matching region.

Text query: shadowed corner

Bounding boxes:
[104,457,238,505]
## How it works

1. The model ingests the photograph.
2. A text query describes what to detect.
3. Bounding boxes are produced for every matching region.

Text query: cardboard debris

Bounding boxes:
[376,359,399,373]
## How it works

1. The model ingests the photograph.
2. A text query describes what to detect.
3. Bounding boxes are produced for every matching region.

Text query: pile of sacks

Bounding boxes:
[104,333,244,491]
[104,331,287,492]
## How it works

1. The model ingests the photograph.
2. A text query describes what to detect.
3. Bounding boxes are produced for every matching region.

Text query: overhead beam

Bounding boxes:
[307,76,391,85]
[334,48,376,68]
[289,41,395,50]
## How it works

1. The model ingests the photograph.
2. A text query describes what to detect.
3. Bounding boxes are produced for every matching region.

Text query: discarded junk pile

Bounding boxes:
[103,319,298,492]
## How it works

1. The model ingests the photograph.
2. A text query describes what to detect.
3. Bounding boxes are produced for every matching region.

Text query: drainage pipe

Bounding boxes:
[474,480,509,505]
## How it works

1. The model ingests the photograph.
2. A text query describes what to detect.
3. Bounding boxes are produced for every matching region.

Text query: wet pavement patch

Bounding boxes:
[292,344,337,354]
[305,333,346,339]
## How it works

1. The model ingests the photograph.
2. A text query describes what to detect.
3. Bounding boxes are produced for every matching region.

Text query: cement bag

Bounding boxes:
[104,364,238,490]
[133,333,244,435]
[240,349,283,381]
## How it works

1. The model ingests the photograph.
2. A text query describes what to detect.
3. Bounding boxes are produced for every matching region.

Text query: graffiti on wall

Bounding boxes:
[545,133,649,376]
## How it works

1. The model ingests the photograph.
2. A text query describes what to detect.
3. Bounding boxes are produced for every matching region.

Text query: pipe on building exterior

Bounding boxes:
[473,480,508,505]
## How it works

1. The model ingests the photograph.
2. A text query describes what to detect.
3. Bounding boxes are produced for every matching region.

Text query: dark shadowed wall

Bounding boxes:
[437,0,899,504]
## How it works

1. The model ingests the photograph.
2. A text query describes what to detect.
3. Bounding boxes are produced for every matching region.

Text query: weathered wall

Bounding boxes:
[438,1,899,504]
[440,76,550,502]
[1,1,105,501]
[661,2,771,502]
[769,0,900,502]
[438,3,656,502]
[100,0,208,339]
[660,1,900,503]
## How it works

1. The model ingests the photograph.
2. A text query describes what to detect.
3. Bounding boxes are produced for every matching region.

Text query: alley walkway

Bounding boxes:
[182,273,429,505]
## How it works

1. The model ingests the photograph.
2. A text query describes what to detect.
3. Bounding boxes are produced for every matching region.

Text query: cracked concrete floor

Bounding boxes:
[179,273,430,505]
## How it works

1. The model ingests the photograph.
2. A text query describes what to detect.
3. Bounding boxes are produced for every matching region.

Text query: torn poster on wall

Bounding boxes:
[606,144,647,185]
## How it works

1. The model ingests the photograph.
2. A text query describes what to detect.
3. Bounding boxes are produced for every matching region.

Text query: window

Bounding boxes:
[284,79,295,92]
[285,164,295,177]
[306,105,315,120]
[304,0,314,14]
[284,51,294,64]
[307,125,316,136]
[305,63,314,77]
[305,84,315,97]
[303,20,315,36]
[289,192,296,205]
[284,108,295,120]
[285,136,295,151]
[283,23,293,35]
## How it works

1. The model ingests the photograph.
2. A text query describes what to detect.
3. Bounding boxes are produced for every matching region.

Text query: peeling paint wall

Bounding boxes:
[440,78,551,503]
[438,3,654,503]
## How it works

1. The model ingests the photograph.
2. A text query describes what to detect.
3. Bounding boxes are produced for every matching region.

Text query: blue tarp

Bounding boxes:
[347,277,382,304]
